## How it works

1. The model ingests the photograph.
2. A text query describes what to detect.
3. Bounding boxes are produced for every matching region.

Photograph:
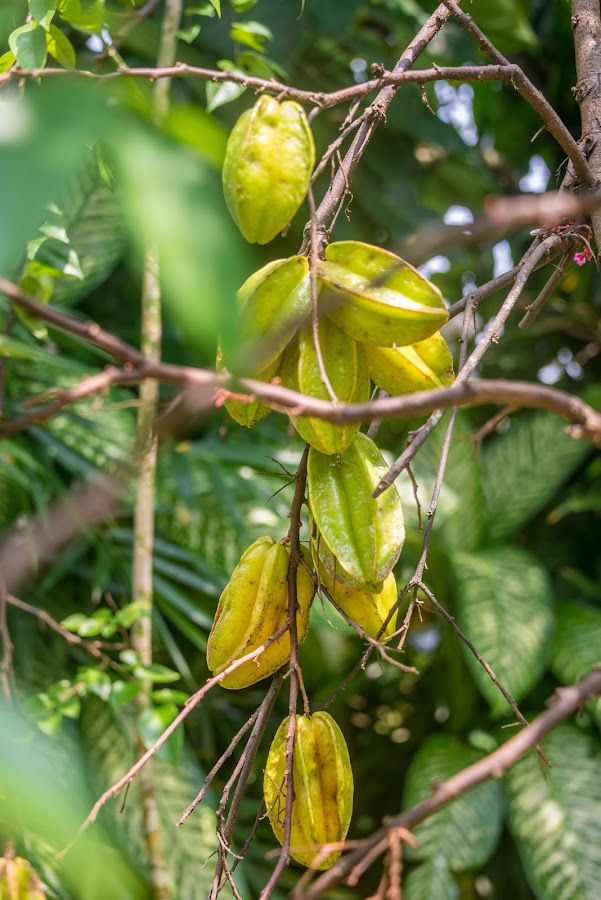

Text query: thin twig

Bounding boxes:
[178,705,264,827]
[372,233,580,495]
[520,251,573,330]
[58,620,292,859]
[417,580,550,765]
[442,0,593,185]
[258,447,310,899]
[5,593,127,674]
[209,673,283,897]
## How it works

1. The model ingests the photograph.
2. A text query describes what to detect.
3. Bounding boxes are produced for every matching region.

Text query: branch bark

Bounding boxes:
[572,0,601,251]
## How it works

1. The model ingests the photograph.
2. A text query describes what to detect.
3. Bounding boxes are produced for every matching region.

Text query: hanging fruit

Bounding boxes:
[222,95,315,245]
[206,537,315,689]
[318,241,448,347]
[264,712,354,870]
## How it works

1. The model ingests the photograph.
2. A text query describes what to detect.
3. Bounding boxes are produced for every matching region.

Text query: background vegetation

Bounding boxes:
[1,1,601,898]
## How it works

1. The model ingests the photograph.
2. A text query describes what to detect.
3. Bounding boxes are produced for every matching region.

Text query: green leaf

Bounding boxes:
[28,235,83,278]
[481,412,591,542]
[137,702,183,765]
[61,613,89,632]
[115,601,151,628]
[506,724,601,899]
[119,649,140,667]
[133,663,180,684]
[58,0,104,33]
[109,681,142,711]
[0,335,54,361]
[49,155,126,305]
[405,859,459,900]
[452,547,554,715]
[551,602,601,726]
[29,0,57,30]
[9,23,48,69]
[80,698,219,897]
[80,668,112,700]
[206,77,246,112]
[403,735,503,871]
[46,22,76,67]
[230,20,273,52]
[177,23,201,43]
[208,0,220,14]
[231,0,257,11]
[151,689,189,706]
[0,51,16,73]
[0,81,109,280]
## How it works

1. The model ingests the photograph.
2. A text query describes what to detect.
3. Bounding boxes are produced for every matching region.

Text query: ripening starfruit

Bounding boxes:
[234,255,313,373]
[317,241,448,347]
[0,850,46,900]
[307,433,405,592]
[279,318,370,455]
[412,330,455,386]
[317,563,399,641]
[364,330,455,397]
[206,536,315,689]
[216,345,280,428]
[264,712,354,869]
[310,516,382,593]
[222,95,316,245]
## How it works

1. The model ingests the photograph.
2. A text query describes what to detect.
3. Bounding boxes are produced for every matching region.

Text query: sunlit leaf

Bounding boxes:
[29,0,57,30]
[403,735,503,871]
[0,50,16,73]
[452,547,554,715]
[9,23,48,69]
[230,20,273,52]
[405,859,458,900]
[46,22,76,67]
[481,412,591,542]
[133,663,181,684]
[506,725,601,899]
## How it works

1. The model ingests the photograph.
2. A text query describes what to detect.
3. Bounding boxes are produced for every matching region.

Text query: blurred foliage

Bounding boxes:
[1,1,601,898]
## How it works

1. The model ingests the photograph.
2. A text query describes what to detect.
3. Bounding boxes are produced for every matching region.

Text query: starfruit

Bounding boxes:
[279,318,370,455]
[264,712,354,869]
[413,330,455,386]
[317,563,398,640]
[318,241,448,347]
[233,255,313,373]
[0,850,46,900]
[310,515,381,593]
[216,345,280,428]
[206,536,315,689]
[222,95,315,245]
[308,433,404,591]
[364,330,455,397]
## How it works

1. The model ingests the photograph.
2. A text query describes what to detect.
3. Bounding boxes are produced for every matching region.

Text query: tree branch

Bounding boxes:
[443,0,593,185]
[572,0,601,251]
[295,667,601,898]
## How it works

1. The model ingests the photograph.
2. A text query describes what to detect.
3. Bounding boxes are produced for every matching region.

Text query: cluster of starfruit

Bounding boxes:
[206,429,405,690]
[205,428,406,868]
[211,95,455,871]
